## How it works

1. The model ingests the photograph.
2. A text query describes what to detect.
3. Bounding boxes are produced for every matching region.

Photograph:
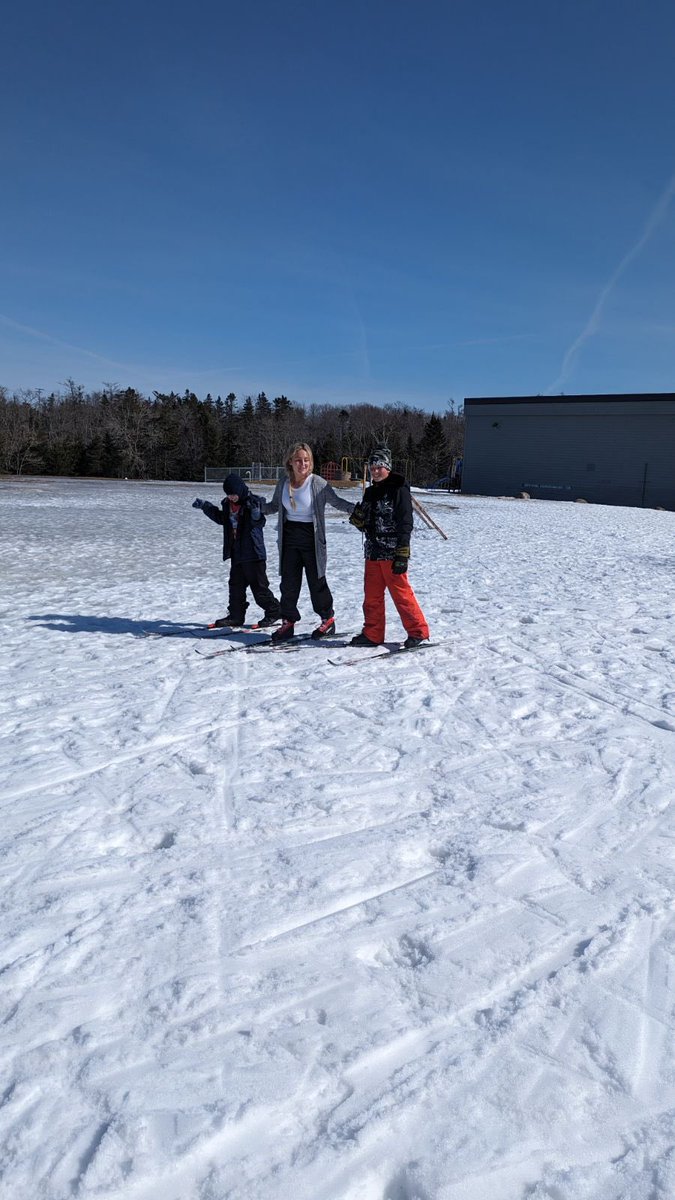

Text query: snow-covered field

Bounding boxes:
[1,476,674,1200]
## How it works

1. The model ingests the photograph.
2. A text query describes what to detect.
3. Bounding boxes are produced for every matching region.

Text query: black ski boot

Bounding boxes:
[255,614,281,629]
[312,616,336,639]
[271,620,295,642]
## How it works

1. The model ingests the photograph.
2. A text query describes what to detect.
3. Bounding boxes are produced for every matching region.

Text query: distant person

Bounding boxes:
[349,447,429,649]
[192,474,281,628]
[261,442,355,641]
[452,456,463,491]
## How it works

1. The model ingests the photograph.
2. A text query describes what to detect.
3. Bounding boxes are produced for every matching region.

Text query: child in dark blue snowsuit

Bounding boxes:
[192,474,281,628]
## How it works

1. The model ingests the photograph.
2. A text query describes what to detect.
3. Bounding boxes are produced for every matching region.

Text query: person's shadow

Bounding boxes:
[27,614,211,639]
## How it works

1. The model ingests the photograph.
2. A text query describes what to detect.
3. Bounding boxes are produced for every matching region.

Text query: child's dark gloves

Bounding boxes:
[392,547,410,574]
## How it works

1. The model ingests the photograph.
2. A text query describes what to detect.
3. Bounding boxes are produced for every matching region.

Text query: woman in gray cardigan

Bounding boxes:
[262,442,354,641]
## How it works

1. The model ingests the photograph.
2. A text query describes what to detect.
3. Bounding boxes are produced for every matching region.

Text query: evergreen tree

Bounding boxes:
[417,414,448,484]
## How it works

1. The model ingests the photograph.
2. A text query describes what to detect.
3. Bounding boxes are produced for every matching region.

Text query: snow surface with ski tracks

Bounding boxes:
[1,476,674,1199]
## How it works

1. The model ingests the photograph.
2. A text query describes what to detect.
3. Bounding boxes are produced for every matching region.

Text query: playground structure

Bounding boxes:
[319,457,355,482]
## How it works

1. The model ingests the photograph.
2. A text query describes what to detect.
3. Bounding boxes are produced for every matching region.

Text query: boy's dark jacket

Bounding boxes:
[201,474,268,563]
[358,471,414,560]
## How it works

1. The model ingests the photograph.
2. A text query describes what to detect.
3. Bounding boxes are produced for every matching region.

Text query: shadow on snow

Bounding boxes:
[26,614,211,638]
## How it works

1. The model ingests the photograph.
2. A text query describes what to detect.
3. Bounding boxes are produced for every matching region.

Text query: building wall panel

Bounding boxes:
[463,395,675,508]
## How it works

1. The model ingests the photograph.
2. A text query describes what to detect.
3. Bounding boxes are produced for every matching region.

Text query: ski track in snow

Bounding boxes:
[1,478,675,1199]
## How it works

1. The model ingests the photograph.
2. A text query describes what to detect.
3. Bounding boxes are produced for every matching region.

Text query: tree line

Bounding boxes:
[0,380,464,486]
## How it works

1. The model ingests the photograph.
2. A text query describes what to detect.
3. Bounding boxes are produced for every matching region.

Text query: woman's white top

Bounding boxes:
[282,476,314,522]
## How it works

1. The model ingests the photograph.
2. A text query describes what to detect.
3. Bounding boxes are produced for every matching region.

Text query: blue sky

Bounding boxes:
[3,0,675,411]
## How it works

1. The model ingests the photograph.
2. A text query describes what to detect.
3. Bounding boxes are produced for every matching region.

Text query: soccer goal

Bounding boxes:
[204,464,284,483]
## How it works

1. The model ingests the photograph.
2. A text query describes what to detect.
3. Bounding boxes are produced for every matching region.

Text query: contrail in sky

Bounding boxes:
[547,169,675,394]
[0,313,247,385]
[0,313,133,370]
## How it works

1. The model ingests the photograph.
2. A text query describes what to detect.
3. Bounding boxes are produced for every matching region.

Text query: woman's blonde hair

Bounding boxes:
[285,442,314,478]
[285,442,314,511]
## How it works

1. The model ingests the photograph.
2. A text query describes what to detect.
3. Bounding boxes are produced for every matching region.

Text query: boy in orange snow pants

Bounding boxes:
[349,447,429,650]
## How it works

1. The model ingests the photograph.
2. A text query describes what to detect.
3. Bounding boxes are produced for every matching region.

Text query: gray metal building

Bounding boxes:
[462,393,675,509]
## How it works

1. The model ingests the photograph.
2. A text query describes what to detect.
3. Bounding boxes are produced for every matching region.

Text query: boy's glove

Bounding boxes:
[192,498,204,509]
[349,502,366,530]
[392,547,410,575]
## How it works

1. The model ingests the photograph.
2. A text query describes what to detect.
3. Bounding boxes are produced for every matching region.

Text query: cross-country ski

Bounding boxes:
[327,640,444,667]
[194,635,357,659]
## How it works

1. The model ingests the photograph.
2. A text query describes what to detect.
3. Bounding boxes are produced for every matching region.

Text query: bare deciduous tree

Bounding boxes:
[0,381,464,485]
